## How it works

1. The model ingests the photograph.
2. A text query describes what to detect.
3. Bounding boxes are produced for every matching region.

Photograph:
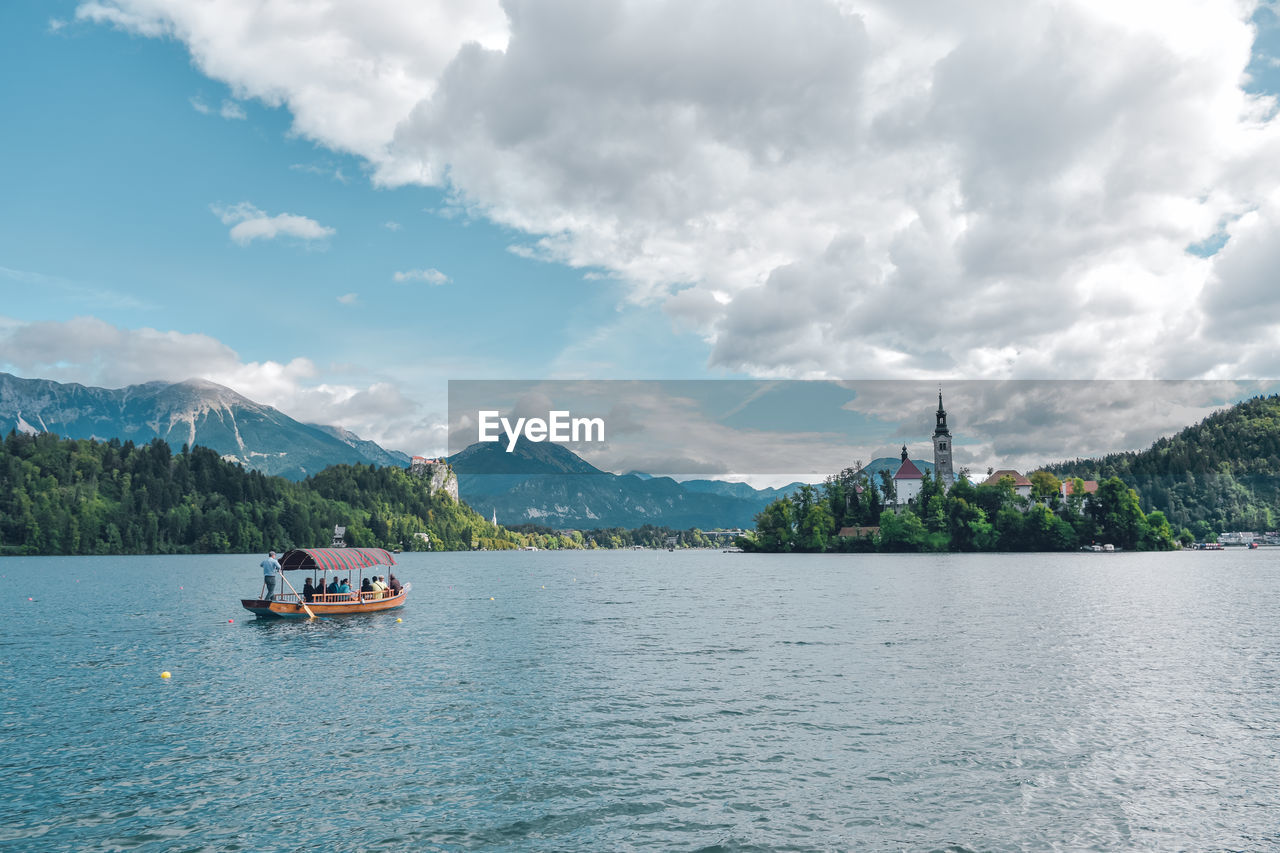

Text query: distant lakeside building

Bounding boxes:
[981,469,1032,499]
[868,391,1084,508]
[878,390,956,505]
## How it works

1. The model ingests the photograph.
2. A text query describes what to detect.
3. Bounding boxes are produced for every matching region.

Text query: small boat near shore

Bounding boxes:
[241,547,410,619]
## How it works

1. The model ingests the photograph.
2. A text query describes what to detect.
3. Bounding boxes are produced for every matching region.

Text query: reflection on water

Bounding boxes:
[1,550,1278,850]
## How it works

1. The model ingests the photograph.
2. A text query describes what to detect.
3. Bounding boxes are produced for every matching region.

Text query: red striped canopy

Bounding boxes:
[278,547,397,572]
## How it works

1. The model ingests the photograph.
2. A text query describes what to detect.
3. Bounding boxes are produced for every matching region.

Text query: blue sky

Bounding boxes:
[4,0,1280,465]
[0,1,715,387]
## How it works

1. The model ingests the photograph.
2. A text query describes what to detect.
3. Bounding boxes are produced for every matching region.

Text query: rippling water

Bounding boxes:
[2,550,1279,851]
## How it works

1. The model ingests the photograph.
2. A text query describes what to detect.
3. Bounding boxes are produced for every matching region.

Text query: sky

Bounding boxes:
[446,379,1279,484]
[3,0,1280,470]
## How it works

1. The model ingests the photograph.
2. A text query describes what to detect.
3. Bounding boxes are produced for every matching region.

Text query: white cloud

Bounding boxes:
[76,1,169,36]
[337,292,359,305]
[77,0,510,164]
[84,0,1280,379]
[0,316,445,454]
[212,201,335,245]
[392,267,450,285]
[383,220,402,231]
[191,97,245,120]
[289,162,350,183]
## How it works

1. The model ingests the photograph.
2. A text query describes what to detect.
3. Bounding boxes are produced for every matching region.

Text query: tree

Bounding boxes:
[1089,476,1148,549]
[1029,470,1062,504]
[914,469,945,526]
[879,509,928,551]
[878,469,896,506]
[753,500,795,552]
[797,502,835,552]
[1190,520,1217,542]
[1141,510,1178,551]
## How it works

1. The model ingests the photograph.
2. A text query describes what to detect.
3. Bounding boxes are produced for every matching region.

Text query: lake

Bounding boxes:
[1,550,1278,851]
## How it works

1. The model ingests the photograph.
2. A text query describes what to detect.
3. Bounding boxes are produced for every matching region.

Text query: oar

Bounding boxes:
[279,573,316,620]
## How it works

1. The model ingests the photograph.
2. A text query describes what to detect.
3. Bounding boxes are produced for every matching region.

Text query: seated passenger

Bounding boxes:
[326,576,339,595]
[336,578,353,599]
[361,577,373,595]
[302,578,315,602]
[371,576,387,598]
[388,574,403,595]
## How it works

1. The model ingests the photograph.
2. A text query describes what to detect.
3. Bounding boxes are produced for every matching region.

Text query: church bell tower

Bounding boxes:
[932,388,954,489]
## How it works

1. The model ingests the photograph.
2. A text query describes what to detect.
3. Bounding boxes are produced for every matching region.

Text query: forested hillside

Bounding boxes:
[0,431,519,555]
[1047,394,1280,533]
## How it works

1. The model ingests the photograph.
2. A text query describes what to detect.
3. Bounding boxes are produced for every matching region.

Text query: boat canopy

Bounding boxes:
[279,547,397,572]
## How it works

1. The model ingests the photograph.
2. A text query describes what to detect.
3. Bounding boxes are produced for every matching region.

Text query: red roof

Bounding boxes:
[894,458,924,480]
[279,547,397,572]
[1062,479,1099,495]
[982,469,1031,487]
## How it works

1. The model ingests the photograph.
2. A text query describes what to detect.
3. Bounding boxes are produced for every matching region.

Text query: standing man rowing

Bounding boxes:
[260,551,281,601]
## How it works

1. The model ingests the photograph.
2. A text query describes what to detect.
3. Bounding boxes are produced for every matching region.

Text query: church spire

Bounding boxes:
[934,386,950,437]
[932,386,955,489]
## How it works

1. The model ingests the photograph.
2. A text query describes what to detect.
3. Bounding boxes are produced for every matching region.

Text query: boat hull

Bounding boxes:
[241,587,409,619]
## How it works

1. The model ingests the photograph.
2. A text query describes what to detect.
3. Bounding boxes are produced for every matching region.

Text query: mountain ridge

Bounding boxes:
[1,371,815,527]
[448,439,804,529]
[0,372,410,480]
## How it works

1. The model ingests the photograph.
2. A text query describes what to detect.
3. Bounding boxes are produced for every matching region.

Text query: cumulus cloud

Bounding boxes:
[0,316,445,454]
[83,0,1280,379]
[337,292,359,305]
[383,220,402,231]
[77,0,509,163]
[392,267,449,284]
[211,201,335,245]
[289,161,350,183]
[0,316,241,387]
[190,96,245,118]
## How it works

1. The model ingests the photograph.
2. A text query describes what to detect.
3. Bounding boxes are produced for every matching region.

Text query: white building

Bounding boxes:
[893,446,925,504]
[981,469,1032,499]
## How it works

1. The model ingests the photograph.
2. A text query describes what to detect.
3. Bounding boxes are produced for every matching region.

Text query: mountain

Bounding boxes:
[0,373,410,480]
[449,440,794,529]
[857,456,936,483]
[678,479,805,501]
[1045,394,1280,532]
[307,423,412,469]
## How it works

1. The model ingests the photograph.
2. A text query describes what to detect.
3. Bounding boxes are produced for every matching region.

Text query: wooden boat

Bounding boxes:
[241,547,410,619]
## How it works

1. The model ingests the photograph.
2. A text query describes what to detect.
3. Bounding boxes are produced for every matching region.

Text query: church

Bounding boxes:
[890,391,954,504]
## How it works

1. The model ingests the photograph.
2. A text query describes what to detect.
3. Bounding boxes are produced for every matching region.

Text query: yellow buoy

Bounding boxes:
[160,671,171,679]
[490,597,495,601]
[396,618,402,623]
